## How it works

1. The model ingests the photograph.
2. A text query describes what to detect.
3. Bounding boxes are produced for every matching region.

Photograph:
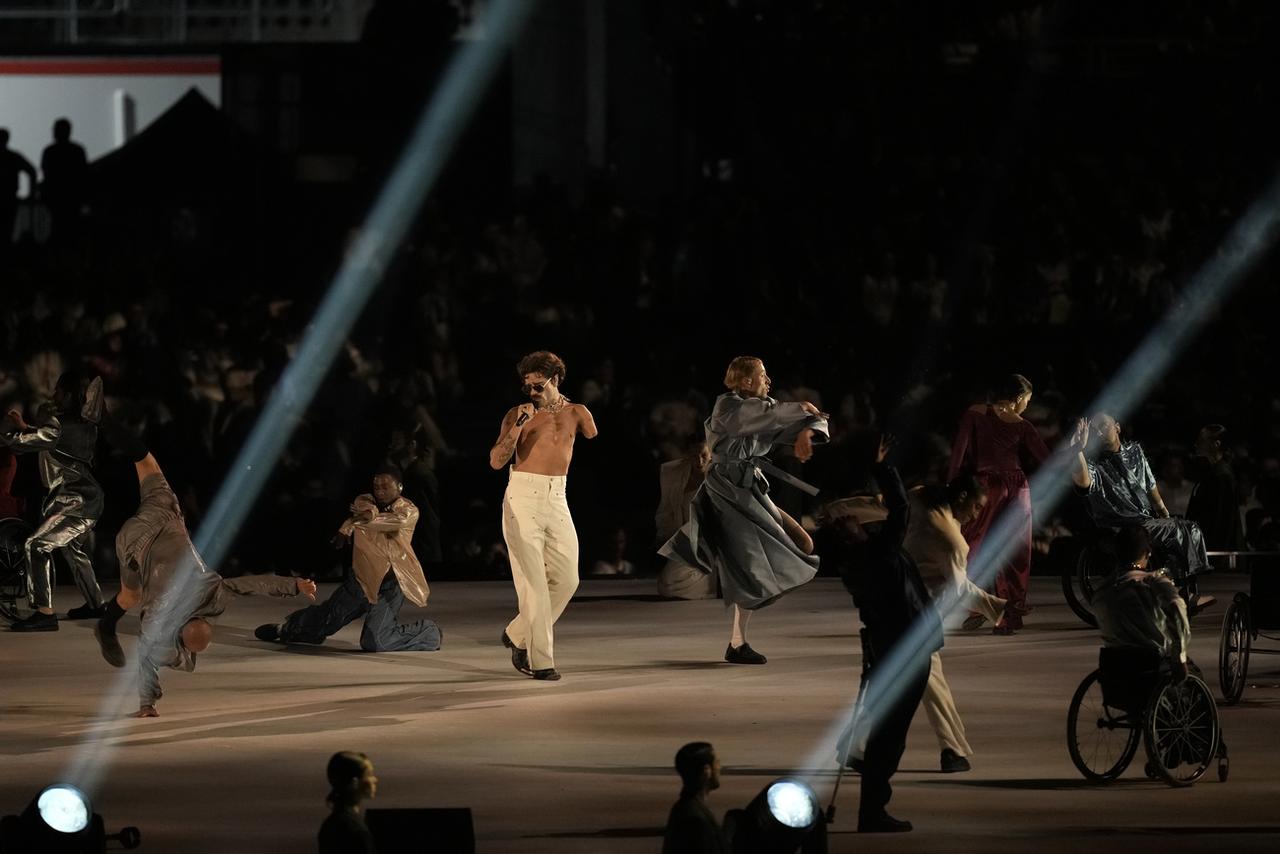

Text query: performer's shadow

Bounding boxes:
[916,777,1156,790]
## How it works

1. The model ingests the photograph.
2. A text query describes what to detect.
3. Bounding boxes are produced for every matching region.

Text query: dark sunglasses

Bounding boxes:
[522,381,551,394]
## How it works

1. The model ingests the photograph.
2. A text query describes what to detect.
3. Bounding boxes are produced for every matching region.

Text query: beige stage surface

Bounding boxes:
[3,576,1279,852]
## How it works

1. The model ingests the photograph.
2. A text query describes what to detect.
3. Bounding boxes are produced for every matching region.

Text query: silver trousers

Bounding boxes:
[25,512,102,611]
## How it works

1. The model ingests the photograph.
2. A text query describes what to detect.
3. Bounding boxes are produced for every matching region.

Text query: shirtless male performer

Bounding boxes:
[488,351,597,681]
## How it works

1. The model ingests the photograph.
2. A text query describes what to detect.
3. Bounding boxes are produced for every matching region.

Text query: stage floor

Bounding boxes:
[3,576,1279,853]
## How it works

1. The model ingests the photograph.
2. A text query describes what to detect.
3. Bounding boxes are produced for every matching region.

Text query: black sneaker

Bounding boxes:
[858,812,912,833]
[940,748,971,773]
[254,623,282,642]
[94,622,126,668]
[532,668,562,681]
[10,612,58,632]
[66,603,106,620]
[725,643,767,664]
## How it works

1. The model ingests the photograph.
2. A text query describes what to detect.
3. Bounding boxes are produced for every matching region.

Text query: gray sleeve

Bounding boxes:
[136,615,180,707]
[712,396,828,446]
[1141,458,1157,494]
[0,419,61,452]
[219,575,301,598]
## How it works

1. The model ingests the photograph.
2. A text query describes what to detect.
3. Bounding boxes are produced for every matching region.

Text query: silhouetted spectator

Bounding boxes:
[662,741,728,854]
[0,128,37,250]
[319,751,378,854]
[40,118,88,242]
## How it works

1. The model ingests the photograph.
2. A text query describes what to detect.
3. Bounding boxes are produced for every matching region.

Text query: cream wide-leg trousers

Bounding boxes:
[502,469,580,671]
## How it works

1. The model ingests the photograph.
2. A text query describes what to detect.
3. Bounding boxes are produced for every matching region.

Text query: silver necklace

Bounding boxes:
[538,395,569,414]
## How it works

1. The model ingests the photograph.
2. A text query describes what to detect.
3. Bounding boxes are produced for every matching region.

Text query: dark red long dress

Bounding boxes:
[948,406,1050,628]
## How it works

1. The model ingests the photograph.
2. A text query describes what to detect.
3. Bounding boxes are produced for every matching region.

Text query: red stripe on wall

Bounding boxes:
[0,58,220,75]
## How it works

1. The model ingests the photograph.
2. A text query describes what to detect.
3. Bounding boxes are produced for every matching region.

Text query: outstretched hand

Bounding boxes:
[795,429,815,463]
[296,578,318,601]
[876,433,897,464]
[1070,417,1089,449]
[800,401,829,419]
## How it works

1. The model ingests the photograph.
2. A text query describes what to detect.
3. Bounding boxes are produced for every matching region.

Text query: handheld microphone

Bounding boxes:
[516,411,530,427]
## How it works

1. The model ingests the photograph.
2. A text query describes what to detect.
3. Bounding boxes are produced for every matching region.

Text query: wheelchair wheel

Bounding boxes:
[1067,669,1141,782]
[0,517,31,622]
[1144,675,1219,787]
[1218,595,1251,705]
[1064,545,1108,628]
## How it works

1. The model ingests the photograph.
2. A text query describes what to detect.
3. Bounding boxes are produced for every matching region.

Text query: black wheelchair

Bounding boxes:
[1062,520,1201,628]
[1217,551,1280,704]
[0,516,31,622]
[1061,526,1117,628]
[1067,647,1224,787]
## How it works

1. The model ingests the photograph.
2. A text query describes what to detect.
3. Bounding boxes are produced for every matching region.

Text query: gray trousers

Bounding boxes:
[25,512,102,611]
[280,570,440,651]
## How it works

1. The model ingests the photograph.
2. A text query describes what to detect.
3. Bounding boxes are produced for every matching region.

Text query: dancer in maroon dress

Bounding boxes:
[947,375,1049,634]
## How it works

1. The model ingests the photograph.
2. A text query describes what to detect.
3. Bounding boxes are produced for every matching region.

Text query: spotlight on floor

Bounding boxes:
[0,784,139,853]
[731,778,826,853]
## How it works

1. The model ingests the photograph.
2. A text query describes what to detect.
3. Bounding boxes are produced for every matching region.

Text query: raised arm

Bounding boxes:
[489,404,534,470]
[1069,418,1092,489]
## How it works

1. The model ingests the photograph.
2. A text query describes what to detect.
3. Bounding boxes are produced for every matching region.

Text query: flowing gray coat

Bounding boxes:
[660,393,829,609]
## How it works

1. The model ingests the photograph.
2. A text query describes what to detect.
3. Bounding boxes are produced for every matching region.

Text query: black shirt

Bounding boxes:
[663,794,729,854]
[318,809,377,854]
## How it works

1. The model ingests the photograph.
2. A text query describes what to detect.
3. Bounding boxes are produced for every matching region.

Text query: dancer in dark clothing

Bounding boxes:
[3,374,106,630]
[1186,425,1243,552]
[818,435,941,833]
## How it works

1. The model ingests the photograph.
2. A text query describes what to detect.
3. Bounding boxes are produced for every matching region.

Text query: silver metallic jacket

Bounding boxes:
[1,404,104,521]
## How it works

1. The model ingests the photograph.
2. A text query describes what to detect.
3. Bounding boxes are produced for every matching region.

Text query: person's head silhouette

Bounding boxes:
[0,129,9,148]
[52,118,72,142]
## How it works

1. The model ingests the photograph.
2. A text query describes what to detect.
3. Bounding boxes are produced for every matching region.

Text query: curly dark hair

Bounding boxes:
[516,351,566,385]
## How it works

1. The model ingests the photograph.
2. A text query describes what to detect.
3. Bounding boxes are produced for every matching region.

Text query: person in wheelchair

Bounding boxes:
[1071,412,1215,616]
[1093,526,1227,764]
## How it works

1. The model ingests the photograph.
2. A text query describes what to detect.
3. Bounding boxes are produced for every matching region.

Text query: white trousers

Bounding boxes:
[502,469,580,670]
[922,651,972,756]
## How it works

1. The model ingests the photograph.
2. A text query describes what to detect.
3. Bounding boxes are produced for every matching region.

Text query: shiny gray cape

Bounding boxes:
[659,393,828,609]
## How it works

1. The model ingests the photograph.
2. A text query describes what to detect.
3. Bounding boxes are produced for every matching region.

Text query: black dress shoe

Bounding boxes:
[94,622,126,668]
[254,623,282,642]
[940,748,971,773]
[532,668,562,681]
[503,632,533,675]
[724,643,767,664]
[66,603,107,620]
[858,812,912,833]
[10,612,58,632]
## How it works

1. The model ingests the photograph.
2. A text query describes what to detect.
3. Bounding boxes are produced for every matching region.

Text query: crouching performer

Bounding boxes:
[255,466,441,652]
